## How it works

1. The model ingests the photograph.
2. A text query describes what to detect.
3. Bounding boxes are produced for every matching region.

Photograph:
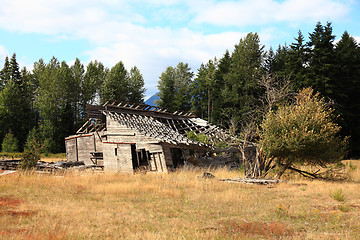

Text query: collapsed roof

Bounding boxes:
[76,100,256,151]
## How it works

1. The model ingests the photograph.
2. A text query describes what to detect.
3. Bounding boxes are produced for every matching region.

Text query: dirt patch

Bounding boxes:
[0,229,28,236]
[0,196,23,208]
[221,220,294,238]
[0,196,38,217]
[0,210,38,217]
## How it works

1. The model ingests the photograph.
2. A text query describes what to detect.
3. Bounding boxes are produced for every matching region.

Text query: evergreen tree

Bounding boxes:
[22,128,43,170]
[0,56,10,89]
[10,53,21,83]
[58,61,78,141]
[269,45,290,76]
[156,62,193,112]
[191,59,218,121]
[212,51,231,124]
[286,30,309,89]
[0,54,35,150]
[1,132,18,152]
[191,63,208,118]
[83,60,107,105]
[263,47,275,74]
[128,66,145,104]
[334,31,360,156]
[70,58,85,122]
[306,22,336,97]
[156,66,176,111]
[174,62,194,111]
[221,33,265,125]
[101,61,129,103]
[33,57,80,152]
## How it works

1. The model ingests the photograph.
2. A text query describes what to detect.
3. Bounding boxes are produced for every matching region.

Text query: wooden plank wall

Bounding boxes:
[65,133,103,165]
[103,143,133,173]
[104,116,168,173]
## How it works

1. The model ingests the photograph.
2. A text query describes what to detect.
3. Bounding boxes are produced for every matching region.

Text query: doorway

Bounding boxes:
[170,148,184,168]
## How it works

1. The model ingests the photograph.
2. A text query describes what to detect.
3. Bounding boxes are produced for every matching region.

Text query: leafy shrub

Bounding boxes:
[20,149,39,170]
[20,128,43,170]
[259,88,348,177]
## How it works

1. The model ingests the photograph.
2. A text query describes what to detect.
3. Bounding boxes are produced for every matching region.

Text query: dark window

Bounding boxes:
[115,148,117,156]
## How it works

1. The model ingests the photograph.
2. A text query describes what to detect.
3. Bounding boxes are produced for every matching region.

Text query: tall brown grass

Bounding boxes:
[0,161,359,239]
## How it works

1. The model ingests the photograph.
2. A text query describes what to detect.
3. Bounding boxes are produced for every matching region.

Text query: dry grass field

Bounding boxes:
[1,161,359,239]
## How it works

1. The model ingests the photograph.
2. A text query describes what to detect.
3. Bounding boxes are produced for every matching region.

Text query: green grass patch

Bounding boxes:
[330,189,346,202]
[40,152,66,159]
[0,151,22,159]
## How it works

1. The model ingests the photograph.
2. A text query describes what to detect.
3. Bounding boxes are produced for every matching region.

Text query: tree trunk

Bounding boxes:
[275,162,290,179]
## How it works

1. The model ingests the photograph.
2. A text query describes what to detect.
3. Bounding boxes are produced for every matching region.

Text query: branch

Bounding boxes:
[286,166,319,179]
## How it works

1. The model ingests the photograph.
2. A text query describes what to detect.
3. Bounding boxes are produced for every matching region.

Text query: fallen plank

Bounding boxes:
[0,170,17,176]
[219,178,285,185]
[219,178,285,184]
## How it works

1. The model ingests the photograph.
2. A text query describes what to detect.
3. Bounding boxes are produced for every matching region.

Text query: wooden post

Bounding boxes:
[75,138,78,162]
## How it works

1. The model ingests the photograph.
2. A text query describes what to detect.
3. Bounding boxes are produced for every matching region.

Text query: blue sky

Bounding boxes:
[0,0,359,98]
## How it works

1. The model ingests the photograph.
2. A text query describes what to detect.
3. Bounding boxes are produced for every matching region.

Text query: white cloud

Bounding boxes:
[0,0,354,96]
[194,0,351,27]
[354,36,360,44]
[84,25,246,95]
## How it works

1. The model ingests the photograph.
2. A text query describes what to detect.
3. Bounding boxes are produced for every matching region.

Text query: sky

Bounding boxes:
[0,0,359,98]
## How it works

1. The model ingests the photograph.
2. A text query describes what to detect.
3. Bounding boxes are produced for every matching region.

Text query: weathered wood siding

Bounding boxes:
[65,133,103,165]
[161,144,174,170]
[103,115,168,173]
[65,138,77,162]
[103,143,133,173]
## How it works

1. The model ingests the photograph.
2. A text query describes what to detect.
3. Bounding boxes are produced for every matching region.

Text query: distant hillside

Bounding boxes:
[145,93,159,106]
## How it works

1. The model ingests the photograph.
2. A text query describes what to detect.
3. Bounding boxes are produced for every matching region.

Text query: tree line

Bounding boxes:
[1,21,359,157]
[156,22,360,157]
[0,57,145,153]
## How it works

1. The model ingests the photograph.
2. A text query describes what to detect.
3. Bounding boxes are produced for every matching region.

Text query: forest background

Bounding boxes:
[0,22,359,157]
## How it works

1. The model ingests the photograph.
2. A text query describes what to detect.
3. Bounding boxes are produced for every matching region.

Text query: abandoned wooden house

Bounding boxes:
[65,101,257,173]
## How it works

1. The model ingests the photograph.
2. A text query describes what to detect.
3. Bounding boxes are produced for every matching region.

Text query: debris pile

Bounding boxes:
[0,159,21,170]
[0,159,90,172]
[200,172,285,185]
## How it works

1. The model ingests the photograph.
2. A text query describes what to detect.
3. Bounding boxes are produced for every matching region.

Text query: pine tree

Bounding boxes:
[334,31,360,156]
[221,33,265,125]
[174,62,194,111]
[156,63,193,112]
[191,59,217,121]
[83,60,107,105]
[128,66,145,104]
[0,54,35,150]
[156,66,176,111]
[286,30,309,90]
[1,132,18,152]
[0,56,11,89]
[33,57,81,153]
[307,22,336,97]
[263,47,275,74]
[70,58,85,122]
[101,61,129,103]
[212,51,231,124]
